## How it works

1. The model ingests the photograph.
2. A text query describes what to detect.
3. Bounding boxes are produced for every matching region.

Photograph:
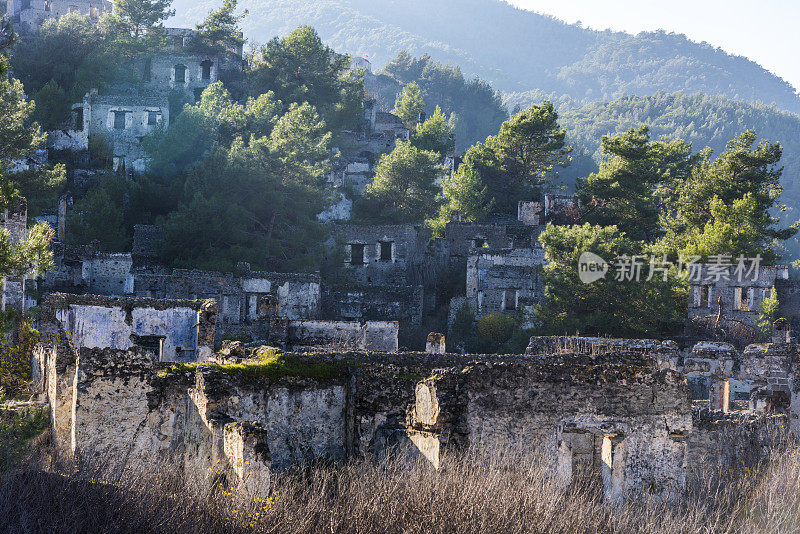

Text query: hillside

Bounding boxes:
[169,0,800,114]
[555,91,800,258]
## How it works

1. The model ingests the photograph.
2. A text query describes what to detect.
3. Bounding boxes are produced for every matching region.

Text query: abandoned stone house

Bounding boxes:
[40,243,134,296]
[37,245,323,326]
[8,0,111,34]
[39,293,218,362]
[327,224,428,325]
[140,52,220,100]
[133,267,322,325]
[49,47,219,170]
[464,247,545,320]
[33,340,695,503]
[688,264,789,332]
[55,91,169,172]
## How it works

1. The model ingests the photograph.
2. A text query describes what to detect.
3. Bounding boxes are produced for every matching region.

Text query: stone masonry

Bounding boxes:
[37,345,691,503]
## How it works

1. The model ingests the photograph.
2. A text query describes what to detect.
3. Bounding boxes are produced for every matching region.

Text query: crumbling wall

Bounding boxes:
[15,0,111,34]
[687,409,787,484]
[41,294,216,362]
[43,348,693,503]
[458,354,690,501]
[285,320,399,352]
[135,268,321,323]
[688,264,787,329]
[332,224,428,287]
[323,284,423,326]
[40,245,133,297]
[466,247,545,320]
[82,92,169,173]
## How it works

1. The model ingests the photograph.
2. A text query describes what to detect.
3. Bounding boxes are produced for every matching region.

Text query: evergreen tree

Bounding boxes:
[411,105,454,157]
[427,160,492,236]
[659,131,796,261]
[248,26,363,133]
[357,140,443,224]
[113,0,175,37]
[460,101,571,215]
[0,32,58,282]
[537,223,685,337]
[193,0,247,55]
[150,85,333,271]
[391,81,425,130]
[577,126,695,240]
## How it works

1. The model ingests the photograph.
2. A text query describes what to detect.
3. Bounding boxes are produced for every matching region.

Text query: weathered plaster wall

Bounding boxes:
[42,294,216,362]
[688,265,788,329]
[322,284,423,326]
[284,320,399,352]
[43,347,696,503]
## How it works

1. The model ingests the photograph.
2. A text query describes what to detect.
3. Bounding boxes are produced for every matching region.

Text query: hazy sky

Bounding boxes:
[507,0,800,92]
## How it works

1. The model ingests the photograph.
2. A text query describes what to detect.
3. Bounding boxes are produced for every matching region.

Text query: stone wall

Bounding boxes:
[322,284,423,326]
[81,92,169,173]
[688,264,788,329]
[135,268,321,323]
[443,222,510,271]
[144,53,218,97]
[332,224,428,287]
[40,244,134,297]
[687,409,787,484]
[466,247,545,320]
[41,293,217,362]
[42,347,693,503]
[283,319,399,352]
[12,0,111,34]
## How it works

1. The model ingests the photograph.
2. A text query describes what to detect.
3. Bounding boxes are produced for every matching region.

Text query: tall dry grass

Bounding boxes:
[0,442,798,533]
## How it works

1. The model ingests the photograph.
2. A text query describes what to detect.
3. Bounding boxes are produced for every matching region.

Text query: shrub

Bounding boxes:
[477,312,517,344]
[0,321,40,399]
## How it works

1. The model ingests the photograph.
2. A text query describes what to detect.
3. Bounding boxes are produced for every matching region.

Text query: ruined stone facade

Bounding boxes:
[37,345,692,503]
[134,267,322,324]
[37,247,322,329]
[322,284,423,326]
[40,243,134,296]
[9,0,112,34]
[688,264,788,331]
[465,247,545,320]
[40,293,218,362]
[326,224,427,325]
[334,224,428,286]
[65,91,169,172]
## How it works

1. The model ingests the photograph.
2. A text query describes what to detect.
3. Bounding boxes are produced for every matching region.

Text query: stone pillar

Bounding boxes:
[224,421,272,498]
[426,332,446,354]
[773,318,792,345]
[709,378,730,412]
[58,194,69,242]
[196,299,218,361]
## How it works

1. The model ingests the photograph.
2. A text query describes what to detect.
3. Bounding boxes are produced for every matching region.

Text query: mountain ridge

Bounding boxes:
[169,0,800,113]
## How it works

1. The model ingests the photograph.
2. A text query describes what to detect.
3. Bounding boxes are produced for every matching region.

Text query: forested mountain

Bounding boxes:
[169,0,800,113]
[554,92,800,258]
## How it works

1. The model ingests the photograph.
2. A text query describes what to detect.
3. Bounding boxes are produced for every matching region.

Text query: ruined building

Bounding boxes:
[40,293,218,362]
[49,37,222,172]
[326,224,428,325]
[34,341,693,503]
[8,0,112,34]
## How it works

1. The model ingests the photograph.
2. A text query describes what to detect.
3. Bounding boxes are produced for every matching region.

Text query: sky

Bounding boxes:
[507,0,800,92]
